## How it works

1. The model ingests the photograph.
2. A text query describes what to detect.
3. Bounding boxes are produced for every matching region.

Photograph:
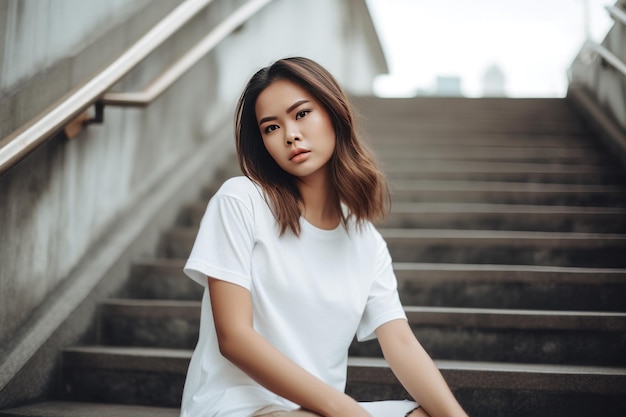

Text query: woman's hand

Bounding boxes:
[325,398,373,417]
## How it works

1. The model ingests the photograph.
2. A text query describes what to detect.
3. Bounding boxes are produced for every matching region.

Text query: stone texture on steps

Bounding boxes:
[350,307,626,365]
[0,402,178,417]
[381,229,626,268]
[59,346,626,415]
[161,227,626,268]
[98,299,626,365]
[180,201,626,232]
[383,164,626,185]
[388,179,626,205]
[394,263,626,311]
[347,358,626,417]
[125,259,626,311]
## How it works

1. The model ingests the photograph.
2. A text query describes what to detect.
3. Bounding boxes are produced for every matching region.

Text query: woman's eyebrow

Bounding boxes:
[258,99,310,126]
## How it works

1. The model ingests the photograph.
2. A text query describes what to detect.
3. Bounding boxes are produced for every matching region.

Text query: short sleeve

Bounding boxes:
[356,235,407,342]
[183,189,255,289]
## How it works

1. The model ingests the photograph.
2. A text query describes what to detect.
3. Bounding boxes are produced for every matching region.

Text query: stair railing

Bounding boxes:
[582,5,626,77]
[568,1,626,167]
[0,0,272,176]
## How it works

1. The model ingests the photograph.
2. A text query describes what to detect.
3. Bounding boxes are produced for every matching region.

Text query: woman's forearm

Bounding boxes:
[209,278,369,417]
[218,327,366,416]
[376,320,468,417]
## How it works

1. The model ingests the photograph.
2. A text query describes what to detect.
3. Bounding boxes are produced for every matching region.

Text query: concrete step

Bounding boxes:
[162,227,626,268]
[99,299,626,366]
[0,402,178,417]
[382,161,626,185]
[380,229,626,268]
[347,357,626,417]
[59,346,626,416]
[381,203,626,233]
[62,346,189,407]
[99,299,200,349]
[125,259,202,300]
[366,133,593,147]
[388,179,626,206]
[362,118,589,135]
[125,259,626,311]
[395,263,626,312]
[352,97,582,119]
[376,147,611,165]
[180,201,626,233]
[350,307,626,365]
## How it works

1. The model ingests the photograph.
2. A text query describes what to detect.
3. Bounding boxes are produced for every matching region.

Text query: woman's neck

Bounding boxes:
[297,174,340,230]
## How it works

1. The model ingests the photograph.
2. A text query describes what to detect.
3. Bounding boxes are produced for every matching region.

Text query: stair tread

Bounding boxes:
[390,179,626,192]
[103,299,626,331]
[63,345,626,377]
[380,228,626,240]
[389,202,626,214]
[0,401,178,417]
[349,356,626,376]
[394,262,626,276]
[101,298,626,330]
[348,357,626,395]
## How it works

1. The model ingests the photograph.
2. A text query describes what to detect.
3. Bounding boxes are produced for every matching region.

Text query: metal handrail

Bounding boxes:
[607,5,626,27]
[587,41,626,77]
[0,0,271,175]
[104,0,271,107]
[582,4,626,79]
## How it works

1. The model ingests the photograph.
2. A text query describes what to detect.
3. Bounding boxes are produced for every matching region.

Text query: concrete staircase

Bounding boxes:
[2,97,626,417]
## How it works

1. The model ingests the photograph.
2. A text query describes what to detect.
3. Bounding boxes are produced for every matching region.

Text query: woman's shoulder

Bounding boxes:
[214,176,265,206]
[216,176,260,196]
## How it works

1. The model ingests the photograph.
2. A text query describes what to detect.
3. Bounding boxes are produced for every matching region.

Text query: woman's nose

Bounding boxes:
[285,128,301,146]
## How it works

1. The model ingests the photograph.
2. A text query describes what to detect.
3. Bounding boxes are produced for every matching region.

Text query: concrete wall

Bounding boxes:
[569,0,626,130]
[0,0,387,399]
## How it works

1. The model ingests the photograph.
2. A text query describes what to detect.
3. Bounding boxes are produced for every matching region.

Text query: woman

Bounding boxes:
[181,57,468,417]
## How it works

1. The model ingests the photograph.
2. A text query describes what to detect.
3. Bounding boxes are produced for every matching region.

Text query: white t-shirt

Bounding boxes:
[181,176,407,417]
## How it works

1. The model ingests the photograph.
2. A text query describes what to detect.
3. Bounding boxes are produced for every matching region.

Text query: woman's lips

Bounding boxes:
[289,148,310,161]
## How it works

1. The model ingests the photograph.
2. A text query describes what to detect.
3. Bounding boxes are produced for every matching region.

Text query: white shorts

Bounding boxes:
[254,400,419,417]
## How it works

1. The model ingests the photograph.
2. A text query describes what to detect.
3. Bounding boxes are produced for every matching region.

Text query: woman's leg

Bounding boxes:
[407,407,430,417]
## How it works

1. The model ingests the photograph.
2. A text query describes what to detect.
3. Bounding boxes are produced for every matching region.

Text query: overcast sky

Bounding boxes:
[366,0,615,97]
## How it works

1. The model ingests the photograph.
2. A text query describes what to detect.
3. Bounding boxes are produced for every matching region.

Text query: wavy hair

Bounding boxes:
[235,57,389,236]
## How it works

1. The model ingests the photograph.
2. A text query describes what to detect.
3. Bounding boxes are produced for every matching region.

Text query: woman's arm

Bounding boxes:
[375,319,468,417]
[208,277,370,417]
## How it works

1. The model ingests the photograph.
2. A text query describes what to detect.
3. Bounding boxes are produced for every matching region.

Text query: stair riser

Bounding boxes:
[62,356,626,417]
[379,155,611,166]
[100,316,200,350]
[99,310,626,366]
[365,123,588,135]
[182,206,626,233]
[162,233,626,268]
[126,264,202,300]
[385,242,626,268]
[347,383,626,417]
[381,212,626,233]
[63,368,184,408]
[350,329,626,366]
[389,190,626,206]
[398,280,626,312]
[126,262,626,311]
[383,171,626,185]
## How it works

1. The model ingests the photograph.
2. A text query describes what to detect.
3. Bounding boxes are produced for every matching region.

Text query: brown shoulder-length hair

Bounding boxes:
[235,56,389,236]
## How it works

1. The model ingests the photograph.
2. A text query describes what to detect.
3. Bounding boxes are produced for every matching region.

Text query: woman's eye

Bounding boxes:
[296,110,310,119]
[264,125,279,133]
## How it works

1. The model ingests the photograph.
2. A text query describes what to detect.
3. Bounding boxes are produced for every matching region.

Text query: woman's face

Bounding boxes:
[255,79,336,182]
